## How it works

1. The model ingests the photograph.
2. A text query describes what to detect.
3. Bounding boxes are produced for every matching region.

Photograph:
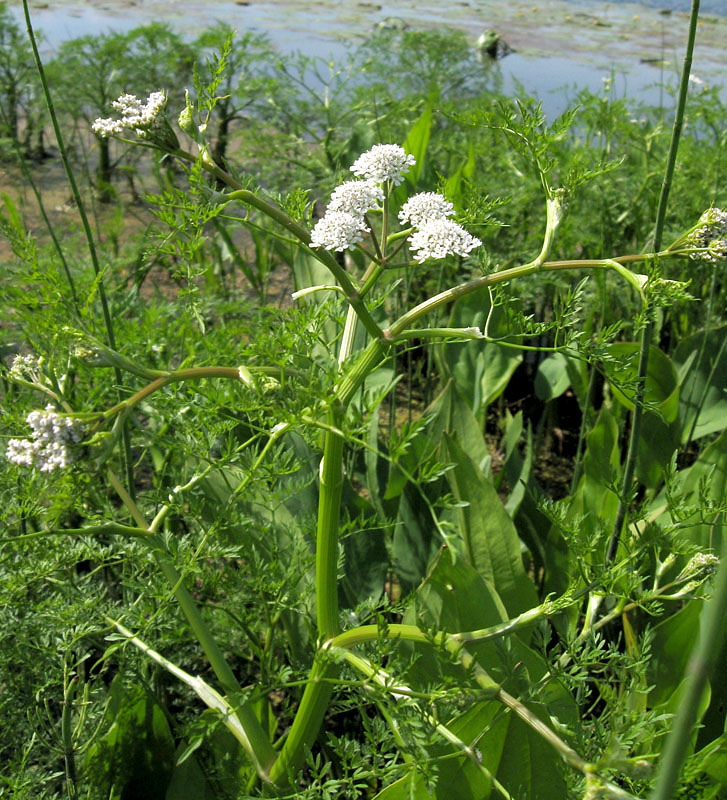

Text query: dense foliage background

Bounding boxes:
[2,4,727,797]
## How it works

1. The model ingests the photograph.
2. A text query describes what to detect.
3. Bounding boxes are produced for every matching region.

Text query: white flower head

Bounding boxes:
[327,179,384,217]
[111,91,166,133]
[9,353,42,380]
[5,405,85,473]
[349,144,416,185]
[408,218,482,263]
[689,207,727,263]
[677,552,719,583]
[399,192,455,228]
[92,91,179,150]
[310,211,370,252]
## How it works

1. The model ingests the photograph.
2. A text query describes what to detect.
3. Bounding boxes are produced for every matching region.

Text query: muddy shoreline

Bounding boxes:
[19,0,727,89]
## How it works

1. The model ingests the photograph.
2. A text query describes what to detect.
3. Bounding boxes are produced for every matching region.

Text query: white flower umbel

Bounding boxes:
[327,179,384,217]
[310,211,370,252]
[349,144,416,185]
[676,552,720,583]
[9,353,42,380]
[5,405,85,473]
[399,192,455,228]
[408,218,482,263]
[689,207,727,263]
[92,91,179,151]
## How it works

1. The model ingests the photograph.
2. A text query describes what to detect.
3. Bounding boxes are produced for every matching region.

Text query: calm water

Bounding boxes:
[575,0,724,12]
[14,0,727,118]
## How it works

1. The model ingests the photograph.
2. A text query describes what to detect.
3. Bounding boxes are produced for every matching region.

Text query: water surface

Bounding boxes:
[16,0,727,117]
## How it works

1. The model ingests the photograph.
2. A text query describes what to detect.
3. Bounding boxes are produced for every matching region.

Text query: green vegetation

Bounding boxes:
[2,2,727,798]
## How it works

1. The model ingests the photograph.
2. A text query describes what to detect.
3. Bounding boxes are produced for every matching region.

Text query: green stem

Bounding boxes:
[388,258,636,340]
[0,104,81,318]
[335,256,652,409]
[110,617,275,783]
[5,523,149,545]
[315,405,345,639]
[268,243,382,785]
[100,366,252,419]
[652,5,700,255]
[61,664,78,800]
[339,649,515,800]
[328,595,570,650]
[268,656,336,786]
[337,646,607,790]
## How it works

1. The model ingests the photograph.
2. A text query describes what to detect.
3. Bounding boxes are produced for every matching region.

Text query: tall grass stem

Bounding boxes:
[606,0,700,565]
[22,0,135,498]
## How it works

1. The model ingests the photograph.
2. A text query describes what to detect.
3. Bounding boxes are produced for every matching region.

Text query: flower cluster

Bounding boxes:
[92,91,179,151]
[6,406,85,473]
[676,552,720,584]
[328,180,384,217]
[310,146,481,261]
[688,208,727,262]
[9,353,42,380]
[349,144,415,185]
[310,211,370,252]
[400,191,481,263]
[311,146,400,252]
[399,192,455,228]
[408,218,482,263]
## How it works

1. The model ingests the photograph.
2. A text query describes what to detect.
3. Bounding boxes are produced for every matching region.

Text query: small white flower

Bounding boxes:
[5,438,37,468]
[111,91,166,133]
[91,117,124,138]
[408,218,482,262]
[5,406,85,473]
[310,211,370,252]
[399,192,455,228]
[327,179,384,217]
[349,144,415,185]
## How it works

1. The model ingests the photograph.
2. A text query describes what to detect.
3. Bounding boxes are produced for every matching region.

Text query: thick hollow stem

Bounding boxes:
[268,657,336,786]
[315,406,345,639]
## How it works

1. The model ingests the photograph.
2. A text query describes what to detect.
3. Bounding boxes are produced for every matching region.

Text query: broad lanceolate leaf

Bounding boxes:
[402,103,432,187]
[534,352,571,402]
[568,405,621,538]
[674,324,727,442]
[441,433,538,617]
[85,677,175,799]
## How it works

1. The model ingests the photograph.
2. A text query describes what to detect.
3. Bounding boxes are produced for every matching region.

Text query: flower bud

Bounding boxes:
[178,90,196,137]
